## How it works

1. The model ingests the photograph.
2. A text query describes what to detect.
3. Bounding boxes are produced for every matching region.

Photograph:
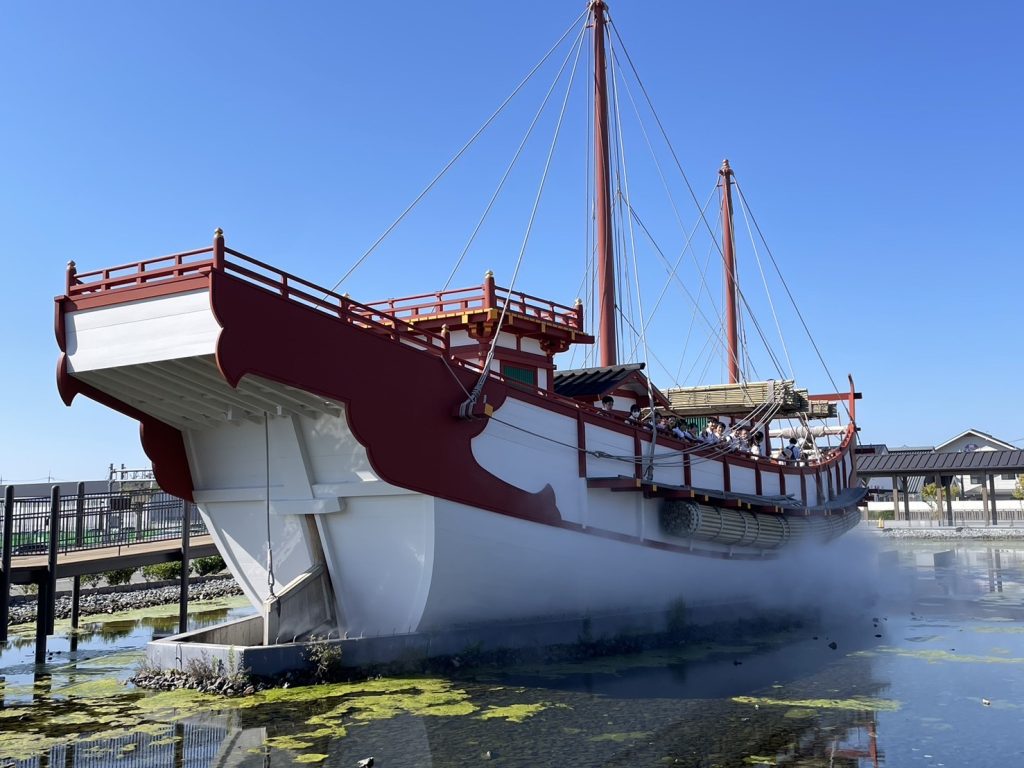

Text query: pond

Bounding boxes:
[1,533,1022,767]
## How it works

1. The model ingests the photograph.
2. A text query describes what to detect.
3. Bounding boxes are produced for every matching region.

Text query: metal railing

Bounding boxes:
[1,487,205,557]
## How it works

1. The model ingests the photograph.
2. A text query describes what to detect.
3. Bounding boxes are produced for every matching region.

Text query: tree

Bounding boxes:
[922,482,961,517]
[1013,475,1024,501]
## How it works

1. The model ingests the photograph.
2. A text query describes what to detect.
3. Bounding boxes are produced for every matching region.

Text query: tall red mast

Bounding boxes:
[593,1,617,367]
[720,158,740,383]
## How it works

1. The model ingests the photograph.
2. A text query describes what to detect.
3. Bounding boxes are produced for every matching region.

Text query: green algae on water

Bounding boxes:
[0,707,33,719]
[732,696,900,712]
[590,731,652,743]
[55,678,128,699]
[783,708,815,719]
[7,595,251,636]
[294,755,329,764]
[874,647,1024,665]
[478,702,553,722]
[264,735,315,750]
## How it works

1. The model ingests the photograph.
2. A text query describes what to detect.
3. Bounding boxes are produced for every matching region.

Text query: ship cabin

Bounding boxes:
[360,271,593,394]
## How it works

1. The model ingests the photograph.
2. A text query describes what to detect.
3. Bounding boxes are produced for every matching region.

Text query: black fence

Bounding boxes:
[7,719,231,768]
[1,486,206,556]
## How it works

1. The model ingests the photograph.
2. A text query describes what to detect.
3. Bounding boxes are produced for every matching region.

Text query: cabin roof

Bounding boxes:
[553,363,669,407]
[553,363,646,398]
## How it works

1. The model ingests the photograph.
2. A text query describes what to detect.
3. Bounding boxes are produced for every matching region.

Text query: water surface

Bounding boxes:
[1,535,1022,767]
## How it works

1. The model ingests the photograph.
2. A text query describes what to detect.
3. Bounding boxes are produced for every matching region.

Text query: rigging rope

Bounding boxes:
[733,178,851,420]
[610,46,730,368]
[264,412,276,598]
[624,184,718,365]
[606,19,660,480]
[735,179,795,380]
[328,6,591,293]
[440,21,590,293]
[460,16,588,417]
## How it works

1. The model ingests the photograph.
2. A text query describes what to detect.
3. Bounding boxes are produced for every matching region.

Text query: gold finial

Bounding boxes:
[720,158,732,174]
[214,227,224,238]
[67,260,76,270]
[484,270,494,279]
[575,297,583,305]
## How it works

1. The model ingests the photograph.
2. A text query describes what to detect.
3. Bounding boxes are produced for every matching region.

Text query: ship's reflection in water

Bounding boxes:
[2,537,1023,767]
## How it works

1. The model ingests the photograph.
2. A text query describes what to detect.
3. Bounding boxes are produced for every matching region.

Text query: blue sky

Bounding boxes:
[2,1,1022,483]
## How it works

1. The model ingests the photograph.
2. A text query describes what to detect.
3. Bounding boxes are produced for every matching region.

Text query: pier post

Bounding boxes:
[46,486,60,635]
[989,474,998,525]
[901,476,911,523]
[34,576,49,664]
[891,475,899,520]
[70,482,85,651]
[178,499,191,634]
[944,482,954,527]
[0,485,13,643]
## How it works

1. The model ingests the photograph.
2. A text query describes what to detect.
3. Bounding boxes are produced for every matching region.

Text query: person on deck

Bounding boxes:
[732,425,751,453]
[626,404,642,425]
[600,395,614,413]
[749,432,764,458]
[782,437,801,464]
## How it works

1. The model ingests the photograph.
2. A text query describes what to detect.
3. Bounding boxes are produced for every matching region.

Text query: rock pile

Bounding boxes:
[7,577,242,627]
[129,666,262,696]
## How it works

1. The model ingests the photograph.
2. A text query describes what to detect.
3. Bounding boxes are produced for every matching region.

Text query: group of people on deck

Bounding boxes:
[598,395,824,465]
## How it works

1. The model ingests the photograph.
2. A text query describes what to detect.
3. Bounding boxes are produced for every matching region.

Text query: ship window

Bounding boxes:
[1002,473,1018,481]
[969,474,984,485]
[501,363,537,386]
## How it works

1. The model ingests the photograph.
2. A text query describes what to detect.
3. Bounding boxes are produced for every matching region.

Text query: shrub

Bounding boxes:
[142,562,183,582]
[305,637,343,683]
[191,556,226,577]
[80,573,102,588]
[103,568,137,586]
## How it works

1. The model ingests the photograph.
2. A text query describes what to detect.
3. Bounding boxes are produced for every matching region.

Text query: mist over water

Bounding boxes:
[2,531,1023,767]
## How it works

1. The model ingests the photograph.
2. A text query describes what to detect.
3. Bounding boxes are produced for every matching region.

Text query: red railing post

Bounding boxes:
[65,261,77,294]
[574,297,584,330]
[483,270,496,309]
[213,228,225,271]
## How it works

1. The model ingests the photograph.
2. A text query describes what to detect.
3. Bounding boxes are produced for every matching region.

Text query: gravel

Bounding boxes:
[875,526,1024,541]
[6,577,243,627]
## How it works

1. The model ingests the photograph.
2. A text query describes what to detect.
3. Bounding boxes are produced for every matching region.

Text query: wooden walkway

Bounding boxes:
[4,534,218,585]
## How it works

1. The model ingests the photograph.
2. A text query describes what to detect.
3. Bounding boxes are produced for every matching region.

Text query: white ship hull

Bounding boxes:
[56,246,863,644]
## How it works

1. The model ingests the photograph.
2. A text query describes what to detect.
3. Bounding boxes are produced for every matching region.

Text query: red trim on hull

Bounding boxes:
[209,272,561,525]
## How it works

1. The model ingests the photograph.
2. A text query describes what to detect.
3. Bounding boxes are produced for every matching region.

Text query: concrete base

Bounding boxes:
[146,600,775,678]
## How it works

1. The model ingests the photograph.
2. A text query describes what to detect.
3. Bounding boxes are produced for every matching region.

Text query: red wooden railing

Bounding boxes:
[65,233,451,358]
[360,272,584,330]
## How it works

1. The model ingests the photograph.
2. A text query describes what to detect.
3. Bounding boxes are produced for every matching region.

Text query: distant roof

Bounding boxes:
[858,449,1024,477]
[935,428,1016,452]
[553,363,646,399]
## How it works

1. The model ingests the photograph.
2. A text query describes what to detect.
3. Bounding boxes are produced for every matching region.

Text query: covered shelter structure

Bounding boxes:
[857,449,1024,526]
